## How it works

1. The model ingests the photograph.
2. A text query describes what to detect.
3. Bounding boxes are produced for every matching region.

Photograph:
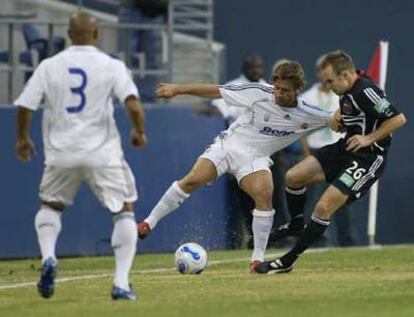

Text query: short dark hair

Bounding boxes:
[272,61,305,90]
[319,50,355,74]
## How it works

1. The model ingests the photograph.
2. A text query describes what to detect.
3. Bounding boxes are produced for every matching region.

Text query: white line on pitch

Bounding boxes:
[0,246,371,291]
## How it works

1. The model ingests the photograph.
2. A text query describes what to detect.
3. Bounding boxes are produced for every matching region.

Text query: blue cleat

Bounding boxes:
[37,257,58,299]
[111,284,137,301]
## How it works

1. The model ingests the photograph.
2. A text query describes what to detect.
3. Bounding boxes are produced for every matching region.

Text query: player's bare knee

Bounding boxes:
[178,175,204,193]
[314,201,331,220]
[253,188,273,209]
[285,168,304,188]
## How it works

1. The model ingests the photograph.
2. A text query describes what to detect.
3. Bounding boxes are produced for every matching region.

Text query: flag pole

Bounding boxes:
[367,41,389,246]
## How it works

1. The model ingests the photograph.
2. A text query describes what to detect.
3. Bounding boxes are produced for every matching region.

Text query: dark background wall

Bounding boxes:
[0,107,230,258]
[214,0,413,244]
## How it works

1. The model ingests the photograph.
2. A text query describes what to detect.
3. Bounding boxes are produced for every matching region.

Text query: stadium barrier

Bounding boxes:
[0,105,230,258]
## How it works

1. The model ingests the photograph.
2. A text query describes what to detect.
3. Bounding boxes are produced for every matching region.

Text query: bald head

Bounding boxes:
[68,11,98,45]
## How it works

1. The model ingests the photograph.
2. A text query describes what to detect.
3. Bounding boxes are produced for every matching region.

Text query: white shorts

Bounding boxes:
[199,138,273,183]
[39,161,137,213]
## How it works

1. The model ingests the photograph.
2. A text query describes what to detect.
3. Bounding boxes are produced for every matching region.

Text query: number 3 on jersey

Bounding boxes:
[66,68,87,113]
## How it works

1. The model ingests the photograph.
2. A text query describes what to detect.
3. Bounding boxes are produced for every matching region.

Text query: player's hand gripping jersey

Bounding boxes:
[14,46,139,167]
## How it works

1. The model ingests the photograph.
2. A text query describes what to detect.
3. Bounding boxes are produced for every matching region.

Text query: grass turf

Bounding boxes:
[0,245,413,317]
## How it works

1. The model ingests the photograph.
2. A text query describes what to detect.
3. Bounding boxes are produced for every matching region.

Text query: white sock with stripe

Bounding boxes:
[251,209,275,262]
[112,212,137,291]
[144,181,190,229]
[34,206,62,263]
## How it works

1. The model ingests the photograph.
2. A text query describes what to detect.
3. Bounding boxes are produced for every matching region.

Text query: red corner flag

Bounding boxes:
[368,41,389,90]
[367,41,389,246]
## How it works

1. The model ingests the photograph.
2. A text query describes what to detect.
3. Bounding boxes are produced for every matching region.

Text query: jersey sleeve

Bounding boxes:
[355,85,400,119]
[218,83,273,109]
[113,61,140,103]
[299,99,332,125]
[13,62,47,111]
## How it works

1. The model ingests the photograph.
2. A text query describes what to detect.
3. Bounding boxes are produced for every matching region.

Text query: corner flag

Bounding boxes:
[367,41,389,246]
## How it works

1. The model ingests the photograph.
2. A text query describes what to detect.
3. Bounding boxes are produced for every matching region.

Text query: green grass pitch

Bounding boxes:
[1,245,413,317]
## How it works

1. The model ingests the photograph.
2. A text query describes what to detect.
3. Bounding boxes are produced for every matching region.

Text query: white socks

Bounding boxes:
[112,212,137,291]
[144,181,190,229]
[34,206,62,263]
[251,209,275,262]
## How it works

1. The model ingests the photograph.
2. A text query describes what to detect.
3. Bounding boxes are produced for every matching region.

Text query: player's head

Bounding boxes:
[318,50,357,95]
[271,60,305,107]
[68,11,98,46]
[241,55,264,82]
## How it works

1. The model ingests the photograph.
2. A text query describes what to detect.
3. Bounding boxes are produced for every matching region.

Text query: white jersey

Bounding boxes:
[211,75,268,123]
[301,83,344,149]
[218,83,332,158]
[14,45,139,167]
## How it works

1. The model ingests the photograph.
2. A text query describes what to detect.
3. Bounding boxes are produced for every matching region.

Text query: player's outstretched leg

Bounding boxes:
[35,205,62,298]
[271,156,325,241]
[256,185,348,274]
[138,181,190,239]
[256,214,330,274]
[270,186,307,240]
[111,211,138,301]
[138,158,217,239]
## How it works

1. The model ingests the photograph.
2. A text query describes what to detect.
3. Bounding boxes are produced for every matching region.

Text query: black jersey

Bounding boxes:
[339,71,400,154]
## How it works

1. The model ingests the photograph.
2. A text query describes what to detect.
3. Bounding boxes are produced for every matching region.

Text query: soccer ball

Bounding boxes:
[174,242,208,274]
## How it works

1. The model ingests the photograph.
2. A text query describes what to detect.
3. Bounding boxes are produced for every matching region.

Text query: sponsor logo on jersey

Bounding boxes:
[259,126,295,137]
[374,98,391,114]
[342,102,353,115]
[339,173,356,187]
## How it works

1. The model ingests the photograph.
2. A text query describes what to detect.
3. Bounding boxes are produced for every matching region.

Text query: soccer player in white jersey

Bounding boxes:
[138,61,340,273]
[14,12,146,300]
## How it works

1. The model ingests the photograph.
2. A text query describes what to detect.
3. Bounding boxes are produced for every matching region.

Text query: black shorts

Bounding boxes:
[312,139,387,201]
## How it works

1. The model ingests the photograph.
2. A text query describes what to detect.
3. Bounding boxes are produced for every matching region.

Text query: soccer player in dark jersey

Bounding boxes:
[256,50,406,274]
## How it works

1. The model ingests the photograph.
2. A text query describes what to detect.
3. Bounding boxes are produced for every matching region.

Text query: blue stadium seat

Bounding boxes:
[22,23,65,61]
[0,49,38,81]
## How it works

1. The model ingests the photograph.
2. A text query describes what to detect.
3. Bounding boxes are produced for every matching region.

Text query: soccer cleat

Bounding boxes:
[249,260,262,274]
[268,222,303,241]
[255,258,293,274]
[37,257,58,299]
[137,221,151,239]
[111,284,137,301]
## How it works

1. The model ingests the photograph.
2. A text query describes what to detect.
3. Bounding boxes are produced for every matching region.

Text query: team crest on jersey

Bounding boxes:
[342,102,353,115]
[284,114,291,119]
[301,123,309,129]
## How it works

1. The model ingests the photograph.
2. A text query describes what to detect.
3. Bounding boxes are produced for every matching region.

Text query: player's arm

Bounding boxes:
[124,95,147,148]
[14,62,46,162]
[16,106,36,162]
[346,87,406,152]
[157,83,221,99]
[346,113,406,152]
